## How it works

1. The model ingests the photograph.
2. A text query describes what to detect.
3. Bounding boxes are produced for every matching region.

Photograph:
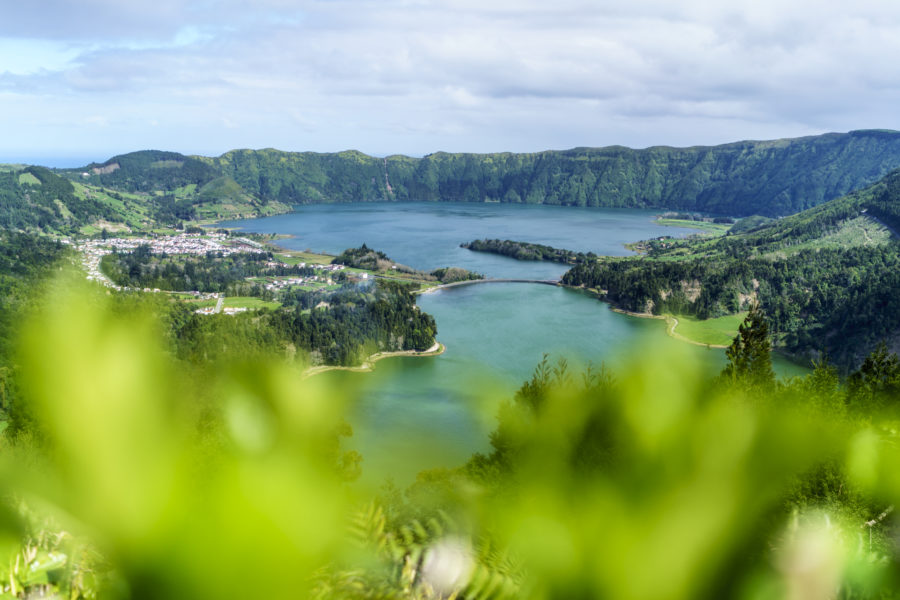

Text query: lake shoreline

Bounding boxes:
[214,206,757,361]
[555,284,732,348]
[608,307,730,349]
[216,214,732,354]
[301,342,446,379]
[531,284,811,371]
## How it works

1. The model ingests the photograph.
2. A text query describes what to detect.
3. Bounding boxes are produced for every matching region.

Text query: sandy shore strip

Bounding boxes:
[610,308,729,349]
[301,342,445,379]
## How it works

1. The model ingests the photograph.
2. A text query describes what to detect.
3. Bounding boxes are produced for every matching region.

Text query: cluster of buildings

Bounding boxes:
[261,263,345,291]
[265,277,309,291]
[313,263,346,273]
[263,272,340,292]
[80,232,263,258]
[77,232,349,316]
[192,303,246,316]
[78,233,244,313]
[81,242,220,305]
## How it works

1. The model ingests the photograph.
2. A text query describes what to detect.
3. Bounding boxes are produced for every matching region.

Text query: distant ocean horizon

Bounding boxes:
[0,155,99,169]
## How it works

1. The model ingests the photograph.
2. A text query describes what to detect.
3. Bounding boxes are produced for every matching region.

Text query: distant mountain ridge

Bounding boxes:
[6,129,900,235]
[65,129,900,218]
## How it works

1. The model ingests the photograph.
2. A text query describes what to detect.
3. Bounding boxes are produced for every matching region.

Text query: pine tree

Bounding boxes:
[722,303,775,390]
[848,341,900,408]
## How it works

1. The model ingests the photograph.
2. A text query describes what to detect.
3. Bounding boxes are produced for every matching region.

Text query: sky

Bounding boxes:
[2,0,900,166]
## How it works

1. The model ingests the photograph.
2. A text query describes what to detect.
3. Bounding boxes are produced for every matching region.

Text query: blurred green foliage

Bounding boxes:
[2,276,900,599]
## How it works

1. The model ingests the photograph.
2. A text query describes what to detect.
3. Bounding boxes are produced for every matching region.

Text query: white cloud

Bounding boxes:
[2,0,900,162]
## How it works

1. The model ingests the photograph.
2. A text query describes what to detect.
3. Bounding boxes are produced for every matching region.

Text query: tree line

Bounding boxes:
[462,238,595,264]
[170,279,436,367]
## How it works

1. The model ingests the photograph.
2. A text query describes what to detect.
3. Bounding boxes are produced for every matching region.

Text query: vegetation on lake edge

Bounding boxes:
[562,167,900,368]
[333,244,483,283]
[461,238,596,264]
[667,312,748,347]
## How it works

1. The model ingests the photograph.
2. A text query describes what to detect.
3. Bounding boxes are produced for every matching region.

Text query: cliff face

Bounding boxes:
[205,130,900,216]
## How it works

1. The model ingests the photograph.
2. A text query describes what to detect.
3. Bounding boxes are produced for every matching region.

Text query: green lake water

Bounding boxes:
[220,203,811,483]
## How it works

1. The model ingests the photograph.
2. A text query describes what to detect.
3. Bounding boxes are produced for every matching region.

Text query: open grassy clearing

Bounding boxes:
[276,250,335,265]
[18,172,41,185]
[173,183,197,197]
[669,312,747,347]
[224,296,281,310]
[762,215,891,257]
[73,182,152,226]
[655,218,732,234]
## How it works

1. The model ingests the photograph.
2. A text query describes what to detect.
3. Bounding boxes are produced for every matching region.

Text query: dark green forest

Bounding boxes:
[0,231,67,361]
[171,279,437,367]
[462,239,595,264]
[202,130,900,216]
[0,232,70,435]
[79,150,220,192]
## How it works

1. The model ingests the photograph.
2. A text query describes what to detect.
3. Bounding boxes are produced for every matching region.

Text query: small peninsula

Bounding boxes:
[461,239,594,264]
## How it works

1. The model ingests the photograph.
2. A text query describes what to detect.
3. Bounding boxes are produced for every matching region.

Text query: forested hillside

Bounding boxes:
[71,150,292,224]
[1,129,894,233]
[0,231,68,361]
[0,166,119,233]
[198,130,900,216]
[171,279,437,366]
[79,150,220,191]
[562,167,900,367]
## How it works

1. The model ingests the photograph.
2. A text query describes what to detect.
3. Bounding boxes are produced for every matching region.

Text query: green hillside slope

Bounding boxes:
[10,129,900,235]
[562,168,900,367]
[77,150,221,192]
[200,130,900,216]
[54,151,292,229]
[0,166,121,233]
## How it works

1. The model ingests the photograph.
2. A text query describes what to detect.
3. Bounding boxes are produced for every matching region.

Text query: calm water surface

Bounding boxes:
[220,202,691,279]
[221,203,809,482]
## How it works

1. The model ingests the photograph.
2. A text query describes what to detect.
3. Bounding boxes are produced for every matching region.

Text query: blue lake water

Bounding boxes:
[220,203,810,482]
[219,202,691,280]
